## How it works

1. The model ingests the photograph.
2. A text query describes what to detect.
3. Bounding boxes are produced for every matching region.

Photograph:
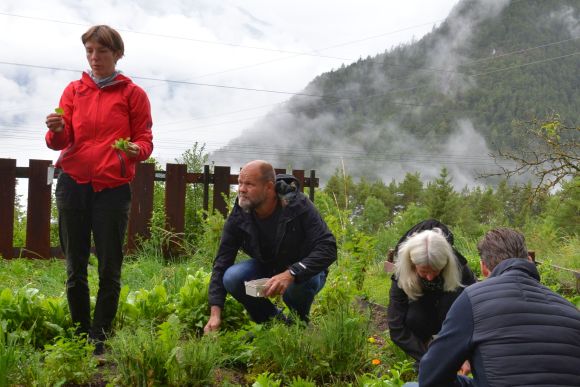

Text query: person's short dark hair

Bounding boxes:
[82,25,125,58]
[477,228,528,271]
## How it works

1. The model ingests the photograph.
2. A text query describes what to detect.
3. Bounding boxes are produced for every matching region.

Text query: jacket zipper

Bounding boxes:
[115,150,126,178]
[273,214,292,260]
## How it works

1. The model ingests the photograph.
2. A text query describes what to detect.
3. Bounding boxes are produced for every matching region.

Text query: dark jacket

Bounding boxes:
[208,175,337,308]
[387,219,477,361]
[388,260,476,361]
[419,258,580,387]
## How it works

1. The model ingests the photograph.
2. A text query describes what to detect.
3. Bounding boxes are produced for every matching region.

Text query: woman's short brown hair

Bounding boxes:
[81,25,124,58]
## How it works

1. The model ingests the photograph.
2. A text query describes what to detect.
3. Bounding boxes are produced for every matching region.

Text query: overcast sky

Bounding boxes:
[1,0,461,169]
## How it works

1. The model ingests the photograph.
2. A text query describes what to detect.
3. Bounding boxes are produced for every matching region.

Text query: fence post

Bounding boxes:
[25,159,52,259]
[291,169,305,192]
[309,170,316,201]
[213,166,230,217]
[164,163,187,259]
[127,163,155,253]
[0,159,16,259]
[203,164,210,215]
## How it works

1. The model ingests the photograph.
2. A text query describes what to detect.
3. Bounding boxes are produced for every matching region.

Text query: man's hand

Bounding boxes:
[264,270,295,297]
[204,305,222,334]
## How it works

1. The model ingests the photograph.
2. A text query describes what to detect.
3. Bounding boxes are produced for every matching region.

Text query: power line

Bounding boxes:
[2,46,576,107]
[1,46,576,139]
[149,35,580,128]
[0,61,346,99]
[1,10,577,119]
[0,11,444,63]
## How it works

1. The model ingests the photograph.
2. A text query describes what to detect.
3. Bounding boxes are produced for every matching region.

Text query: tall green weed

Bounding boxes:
[250,305,371,384]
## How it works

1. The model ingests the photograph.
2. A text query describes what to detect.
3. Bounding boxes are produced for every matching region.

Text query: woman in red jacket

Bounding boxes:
[45,25,153,355]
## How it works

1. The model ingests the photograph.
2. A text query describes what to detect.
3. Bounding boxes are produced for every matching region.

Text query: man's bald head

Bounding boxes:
[241,160,276,184]
[237,160,277,217]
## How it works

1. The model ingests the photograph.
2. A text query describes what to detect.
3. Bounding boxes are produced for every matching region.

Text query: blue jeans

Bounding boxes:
[223,259,327,323]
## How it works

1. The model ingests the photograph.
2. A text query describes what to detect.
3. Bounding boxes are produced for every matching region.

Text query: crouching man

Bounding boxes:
[204,160,336,333]
[418,228,580,387]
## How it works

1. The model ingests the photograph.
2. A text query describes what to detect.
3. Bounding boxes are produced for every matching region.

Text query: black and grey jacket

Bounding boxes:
[208,174,337,308]
[419,258,580,387]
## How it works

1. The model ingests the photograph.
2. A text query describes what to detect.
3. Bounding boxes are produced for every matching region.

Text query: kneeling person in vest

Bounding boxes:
[204,160,337,332]
[418,228,580,387]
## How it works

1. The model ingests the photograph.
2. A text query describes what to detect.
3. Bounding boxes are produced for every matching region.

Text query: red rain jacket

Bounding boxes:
[46,72,153,191]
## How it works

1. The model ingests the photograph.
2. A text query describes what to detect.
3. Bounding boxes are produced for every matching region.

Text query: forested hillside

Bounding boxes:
[211,0,579,184]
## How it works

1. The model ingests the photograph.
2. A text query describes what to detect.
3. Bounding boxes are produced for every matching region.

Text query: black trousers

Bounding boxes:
[55,172,131,340]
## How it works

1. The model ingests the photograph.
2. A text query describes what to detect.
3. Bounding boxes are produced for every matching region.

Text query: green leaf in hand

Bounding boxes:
[112,137,131,151]
[54,107,64,115]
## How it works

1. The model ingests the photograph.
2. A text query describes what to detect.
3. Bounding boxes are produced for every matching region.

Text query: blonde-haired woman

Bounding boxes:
[387,219,476,367]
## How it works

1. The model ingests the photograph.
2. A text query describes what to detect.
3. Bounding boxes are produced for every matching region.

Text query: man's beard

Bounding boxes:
[239,194,264,213]
[239,199,255,213]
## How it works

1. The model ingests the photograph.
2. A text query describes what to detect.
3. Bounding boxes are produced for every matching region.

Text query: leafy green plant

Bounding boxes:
[252,372,282,387]
[40,335,98,386]
[111,315,223,386]
[109,320,180,386]
[316,304,371,378]
[0,287,69,348]
[192,209,227,266]
[288,376,317,387]
[0,322,19,387]
[175,271,210,330]
[250,321,315,380]
[166,334,222,386]
[217,328,256,368]
[536,259,563,294]
[251,305,370,384]
[112,137,130,151]
[11,346,43,386]
[385,360,416,385]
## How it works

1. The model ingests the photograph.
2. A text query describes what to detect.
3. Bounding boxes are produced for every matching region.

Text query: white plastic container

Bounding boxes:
[244,278,270,297]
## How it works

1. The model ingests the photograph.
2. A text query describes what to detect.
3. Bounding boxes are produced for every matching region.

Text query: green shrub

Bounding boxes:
[166,335,222,386]
[250,305,371,384]
[40,335,98,386]
[0,287,70,348]
[0,322,19,387]
[110,319,181,386]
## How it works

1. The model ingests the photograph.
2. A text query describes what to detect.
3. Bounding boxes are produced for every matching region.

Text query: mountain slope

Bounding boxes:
[211,0,580,186]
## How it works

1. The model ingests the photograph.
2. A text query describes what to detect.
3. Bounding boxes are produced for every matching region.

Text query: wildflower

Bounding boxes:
[371,358,381,365]
[368,337,376,343]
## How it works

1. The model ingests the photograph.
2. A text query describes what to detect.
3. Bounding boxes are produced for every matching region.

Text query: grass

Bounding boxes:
[0,230,576,386]
[0,258,66,297]
[362,261,391,306]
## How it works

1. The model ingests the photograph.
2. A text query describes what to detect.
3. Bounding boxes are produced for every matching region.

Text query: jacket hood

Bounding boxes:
[275,174,301,203]
[489,258,540,281]
[230,173,306,223]
[81,71,131,89]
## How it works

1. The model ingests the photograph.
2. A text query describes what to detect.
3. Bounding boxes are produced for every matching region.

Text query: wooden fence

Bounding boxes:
[0,159,318,260]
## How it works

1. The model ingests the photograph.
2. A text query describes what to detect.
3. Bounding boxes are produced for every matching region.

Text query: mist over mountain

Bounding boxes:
[210,0,580,187]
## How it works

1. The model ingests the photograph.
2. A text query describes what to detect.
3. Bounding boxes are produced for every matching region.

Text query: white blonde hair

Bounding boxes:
[394,228,462,300]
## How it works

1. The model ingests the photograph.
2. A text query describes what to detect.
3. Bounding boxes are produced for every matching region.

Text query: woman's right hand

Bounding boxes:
[45,113,64,133]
